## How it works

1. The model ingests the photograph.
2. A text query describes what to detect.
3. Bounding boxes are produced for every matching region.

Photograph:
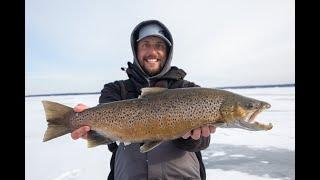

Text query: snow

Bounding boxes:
[25,87,295,180]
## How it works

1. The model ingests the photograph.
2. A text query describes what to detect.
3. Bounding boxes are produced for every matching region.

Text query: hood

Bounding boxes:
[130,20,174,80]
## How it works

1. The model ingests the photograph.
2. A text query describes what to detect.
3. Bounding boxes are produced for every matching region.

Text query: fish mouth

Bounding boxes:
[240,104,273,131]
[248,109,263,123]
[248,102,271,123]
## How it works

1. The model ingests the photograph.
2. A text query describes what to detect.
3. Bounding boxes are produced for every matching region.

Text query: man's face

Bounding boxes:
[137,36,168,76]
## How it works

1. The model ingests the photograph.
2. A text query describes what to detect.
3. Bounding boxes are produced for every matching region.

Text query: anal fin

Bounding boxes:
[87,130,114,148]
[140,141,163,153]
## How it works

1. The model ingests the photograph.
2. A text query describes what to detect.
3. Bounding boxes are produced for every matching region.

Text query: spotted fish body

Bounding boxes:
[42,87,272,152]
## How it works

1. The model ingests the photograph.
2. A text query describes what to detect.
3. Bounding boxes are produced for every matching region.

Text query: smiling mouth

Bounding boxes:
[145,58,159,63]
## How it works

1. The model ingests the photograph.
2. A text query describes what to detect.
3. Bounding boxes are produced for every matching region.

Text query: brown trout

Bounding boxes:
[42,87,272,153]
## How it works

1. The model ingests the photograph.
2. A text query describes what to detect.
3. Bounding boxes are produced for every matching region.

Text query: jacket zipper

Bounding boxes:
[146,78,151,87]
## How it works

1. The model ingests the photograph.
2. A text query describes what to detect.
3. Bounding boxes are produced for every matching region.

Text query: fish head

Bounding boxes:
[220,92,272,131]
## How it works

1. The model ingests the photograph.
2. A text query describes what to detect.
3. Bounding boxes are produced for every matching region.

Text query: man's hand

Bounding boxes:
[182,125,216,140]
[71,103,91,140]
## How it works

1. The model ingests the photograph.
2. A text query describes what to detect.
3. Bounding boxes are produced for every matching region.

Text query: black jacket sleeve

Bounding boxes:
[99,82,122,104]
[172,80,211,152]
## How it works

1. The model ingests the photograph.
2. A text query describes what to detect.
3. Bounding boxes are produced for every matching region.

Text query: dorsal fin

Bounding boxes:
[138,87,167,98]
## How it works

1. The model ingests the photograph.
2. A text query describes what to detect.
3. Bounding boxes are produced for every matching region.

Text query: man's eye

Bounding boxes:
[141,44,149,48]
[156,44,165,50]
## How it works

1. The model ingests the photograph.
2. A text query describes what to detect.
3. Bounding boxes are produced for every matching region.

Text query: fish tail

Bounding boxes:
[42,100,73,142]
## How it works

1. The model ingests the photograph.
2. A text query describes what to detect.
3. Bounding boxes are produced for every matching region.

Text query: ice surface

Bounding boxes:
[25,87,294,180]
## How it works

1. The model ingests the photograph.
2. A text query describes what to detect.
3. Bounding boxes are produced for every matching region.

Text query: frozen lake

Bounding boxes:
[25,87,294,180]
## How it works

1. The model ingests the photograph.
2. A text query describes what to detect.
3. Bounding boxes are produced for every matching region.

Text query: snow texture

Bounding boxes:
[25,87,294,180]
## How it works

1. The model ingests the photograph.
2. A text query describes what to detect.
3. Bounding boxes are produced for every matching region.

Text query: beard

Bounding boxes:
[140,56,166,76]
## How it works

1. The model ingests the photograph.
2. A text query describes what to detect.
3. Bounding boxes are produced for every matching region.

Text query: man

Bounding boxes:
[71,20,216,180]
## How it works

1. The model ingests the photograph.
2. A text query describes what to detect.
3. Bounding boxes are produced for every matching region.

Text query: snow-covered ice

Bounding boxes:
[25,87,294,180]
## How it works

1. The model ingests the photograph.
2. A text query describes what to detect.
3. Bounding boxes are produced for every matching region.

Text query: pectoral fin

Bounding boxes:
[123,142,131,146]
[211,122,227,128]
[140,141,163,153]
[87,130,114,148]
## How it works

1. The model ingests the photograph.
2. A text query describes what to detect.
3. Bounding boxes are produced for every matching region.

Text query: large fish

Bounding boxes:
[42,87,272,153]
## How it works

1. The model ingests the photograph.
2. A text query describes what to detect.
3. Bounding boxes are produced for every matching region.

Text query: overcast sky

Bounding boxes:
[25,0,295,95]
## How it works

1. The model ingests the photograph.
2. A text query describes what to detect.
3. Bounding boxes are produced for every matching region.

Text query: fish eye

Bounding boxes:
[246,102,254,109]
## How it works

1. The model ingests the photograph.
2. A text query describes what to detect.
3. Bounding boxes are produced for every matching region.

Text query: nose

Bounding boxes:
[147,45,158,54]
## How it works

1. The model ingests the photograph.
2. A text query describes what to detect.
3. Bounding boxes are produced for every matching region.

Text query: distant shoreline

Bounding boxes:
[25,83,294,97]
